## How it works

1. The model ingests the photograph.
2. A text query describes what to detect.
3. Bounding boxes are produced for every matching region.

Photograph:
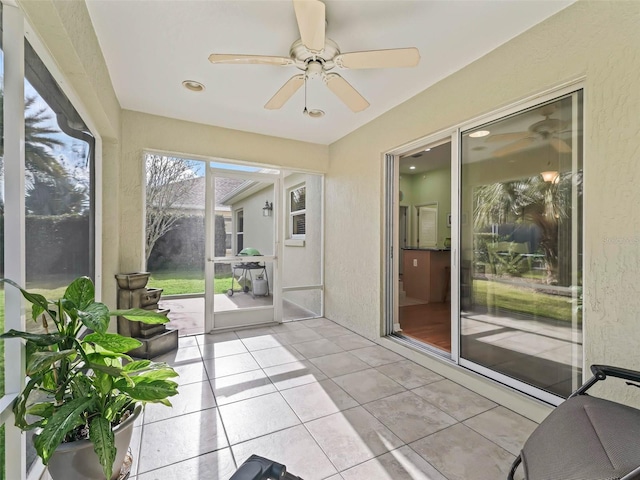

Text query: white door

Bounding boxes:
[204,163,281,331]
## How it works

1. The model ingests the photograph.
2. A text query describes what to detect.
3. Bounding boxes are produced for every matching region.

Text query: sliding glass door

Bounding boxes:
[459,90,583,401]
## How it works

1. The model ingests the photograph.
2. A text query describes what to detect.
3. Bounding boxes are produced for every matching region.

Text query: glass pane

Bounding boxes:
[290,186,306,212]
[146,154,206,296]
[460,91,583,398]
[24,39,95,336]
[292,214,306,236]
[284,290,321,321]
[213,169,274,259]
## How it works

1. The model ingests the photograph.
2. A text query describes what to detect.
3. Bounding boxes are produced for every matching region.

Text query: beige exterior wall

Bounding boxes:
[326,1,640,407]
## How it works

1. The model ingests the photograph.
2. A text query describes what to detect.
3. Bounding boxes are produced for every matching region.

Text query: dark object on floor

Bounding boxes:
[508,364,640,480]
[229,455,303,480]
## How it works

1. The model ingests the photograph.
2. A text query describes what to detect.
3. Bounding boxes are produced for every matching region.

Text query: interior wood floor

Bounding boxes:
[400,302,451,352]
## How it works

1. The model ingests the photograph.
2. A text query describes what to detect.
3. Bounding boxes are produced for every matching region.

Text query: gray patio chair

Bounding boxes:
[508,364,640,480]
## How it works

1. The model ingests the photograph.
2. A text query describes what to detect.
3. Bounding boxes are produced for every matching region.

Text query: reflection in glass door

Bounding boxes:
[459,90,583,401]
[205,164,279,330]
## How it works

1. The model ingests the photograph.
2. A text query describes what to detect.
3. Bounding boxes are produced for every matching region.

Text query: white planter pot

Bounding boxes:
[46,404,142,480]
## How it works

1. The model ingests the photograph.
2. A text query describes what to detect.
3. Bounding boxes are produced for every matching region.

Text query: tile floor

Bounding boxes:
[123,318,537,480]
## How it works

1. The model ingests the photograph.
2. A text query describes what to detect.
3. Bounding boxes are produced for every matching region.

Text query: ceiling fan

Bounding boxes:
[208,0,420,114]
[487,105,572,157]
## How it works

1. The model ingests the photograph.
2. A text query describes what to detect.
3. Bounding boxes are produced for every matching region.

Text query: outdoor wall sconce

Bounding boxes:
[262,201,273,217]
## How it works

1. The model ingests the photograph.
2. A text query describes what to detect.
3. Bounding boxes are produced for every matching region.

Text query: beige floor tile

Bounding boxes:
[171,361,208,386]
[309,352,371,378]
[275,328,323,345]
[137,408,227,474]
[210,369,276,405]
[153,345,202,366]
[196,331,240,344]
[136,448,236,480]
[463,406,537,456]
[218,392,300,444]
[363,391,457,443]
[281,379,358,422]
[341,445,447,480]
[316,325,352,338]
[305,406,403,471]
[199,339,248,359]
[301,318,337,329]
[240,333,288,351]
[332,369,405,404]
[263,360,328,390]
[376,360,443,389]
[143,380,216,424]
[178,335,199,348]
[331,333,376,351]
[349,345,405,367]
[292,338,345,358]
[410,423,514,480]
[235,326,278,339]
[232,425,337,480]
[251,345,306,368]
[412,379,497,421]
[202,352,261,378]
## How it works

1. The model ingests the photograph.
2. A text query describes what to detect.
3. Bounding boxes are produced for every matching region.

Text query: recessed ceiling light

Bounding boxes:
[469,130,490,138]
[424,148,431,151]
[182,80,205,92]
[409,166,416,170]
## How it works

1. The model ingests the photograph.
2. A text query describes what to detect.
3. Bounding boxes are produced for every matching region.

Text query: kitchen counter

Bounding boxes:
[402,249,450,303]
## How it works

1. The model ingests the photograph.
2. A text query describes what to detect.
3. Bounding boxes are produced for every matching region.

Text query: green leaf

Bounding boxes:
[70,375,93,399]
[84,333,142,353]
[26,350,76,376]
[13,376,42,429]
[95,372,113,395]
[0,278,52,320]
[87,361,125,378]
[0,330,64,346]
[64,276,95,310]
[123,360,152,373]
[135,367,179,381]
[78,303,110,334]
[33,397,94,464]
[90,416,116,480]
[104,395,132,422]
[109,308,169,325]
[118,378,179,402]
[26,402,55,419]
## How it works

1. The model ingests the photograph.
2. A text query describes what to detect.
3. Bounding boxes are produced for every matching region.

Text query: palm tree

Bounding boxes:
[0,91,87,215]
[474,172,581,285]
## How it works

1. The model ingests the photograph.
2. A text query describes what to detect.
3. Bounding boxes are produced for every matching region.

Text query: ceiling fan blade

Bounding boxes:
[208,54,294,66]
[334,48,420,69]
[493,137,535,157]
[325,73,369,112]
[264,74,305,110]
[485,131,530,143]
[293,0,326,52]
[550,137,572,153]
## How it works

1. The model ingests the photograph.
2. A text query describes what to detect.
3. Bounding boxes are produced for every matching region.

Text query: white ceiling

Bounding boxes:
[86,0,573,146]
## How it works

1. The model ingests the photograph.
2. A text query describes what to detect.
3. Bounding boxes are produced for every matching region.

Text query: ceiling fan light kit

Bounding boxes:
[209,0,420,114]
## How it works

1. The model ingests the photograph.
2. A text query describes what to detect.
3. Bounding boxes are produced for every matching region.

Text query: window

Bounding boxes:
[289,185,306,239]
[235,209,244,253]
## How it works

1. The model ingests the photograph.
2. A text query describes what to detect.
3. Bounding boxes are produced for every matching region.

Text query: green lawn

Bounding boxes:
[149,270,235,295]
[472,278,577,322]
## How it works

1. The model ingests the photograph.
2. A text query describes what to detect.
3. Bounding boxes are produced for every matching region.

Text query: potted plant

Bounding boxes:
[0,276,179,480]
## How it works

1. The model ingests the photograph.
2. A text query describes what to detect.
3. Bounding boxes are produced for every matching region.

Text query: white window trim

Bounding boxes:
[234,208,244,254]
[288,184,306,240]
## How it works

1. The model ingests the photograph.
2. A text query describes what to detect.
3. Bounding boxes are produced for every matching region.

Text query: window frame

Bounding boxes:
[288,184,306,240]
[235,208,244,254]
